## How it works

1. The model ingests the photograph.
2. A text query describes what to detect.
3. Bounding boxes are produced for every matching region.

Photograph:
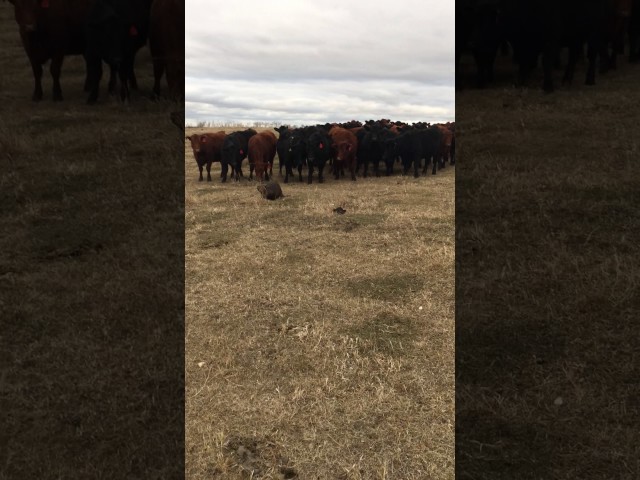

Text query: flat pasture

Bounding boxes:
[185,127,455,478]
[456,50,640,479]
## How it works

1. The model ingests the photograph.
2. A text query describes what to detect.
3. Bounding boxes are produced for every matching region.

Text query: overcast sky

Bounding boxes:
[185,0,454,126]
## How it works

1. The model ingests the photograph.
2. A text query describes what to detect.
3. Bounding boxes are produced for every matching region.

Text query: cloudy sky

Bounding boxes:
[185,0,454,126]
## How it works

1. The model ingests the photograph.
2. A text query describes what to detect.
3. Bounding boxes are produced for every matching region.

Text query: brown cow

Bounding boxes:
[435,124,454,168]
[329,126,358,181]
[186,131,226,182]
[8,0,89,101]
[248,131,277,182]
[149,0,184,100]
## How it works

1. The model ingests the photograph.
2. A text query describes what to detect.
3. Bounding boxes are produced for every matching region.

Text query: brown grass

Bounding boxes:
[185,128,455,478]
[1,6,184,478]
[456,50,640,479]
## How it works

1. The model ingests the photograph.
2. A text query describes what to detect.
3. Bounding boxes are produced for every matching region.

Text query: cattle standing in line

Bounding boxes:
[382,127,442,178]
[186,132,226,182]
[7,0,150,103]
[328,126,358,181]
[149,0,184,100]
[248,131,277,182]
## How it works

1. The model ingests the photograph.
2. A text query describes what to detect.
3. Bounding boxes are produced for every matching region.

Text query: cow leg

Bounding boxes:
[50,55,64,101]
[432,156,438,175]
[350,161,357,181]
[198,164,203,181]
[318,164,325,183]
[206,162,212,182]
[118,65,129,103]
[108,64,118,94]
[298,163,303,182]
[152,59,164,99]
[30,61,43,102]
[307,163,314,184]
[562,43,580,86]
[86,59,102,104]
[221,162,228,183]
[542,45,555,93]
[129,60,139,90]
[250,164,255,180]
[585,37,598,86]
[414,158,420,178]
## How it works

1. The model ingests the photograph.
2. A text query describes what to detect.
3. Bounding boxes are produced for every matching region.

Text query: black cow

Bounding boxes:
[286,127,311,183]
[84,0,152,104]
[220,128,256,181]
[383,127,442,178]
[358,123,390,178]
[501,0,607,92]
[456,0,503,88]
[306,128,332,184]
[274,125,291,176]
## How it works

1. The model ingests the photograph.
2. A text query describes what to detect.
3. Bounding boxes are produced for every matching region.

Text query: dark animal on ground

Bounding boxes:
[257,181,284,200]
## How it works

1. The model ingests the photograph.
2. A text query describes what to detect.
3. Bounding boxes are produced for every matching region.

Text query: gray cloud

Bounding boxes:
[186,0,454,126]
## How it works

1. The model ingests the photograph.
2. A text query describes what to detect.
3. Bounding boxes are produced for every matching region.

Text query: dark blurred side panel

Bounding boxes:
[456,1,640,478]
[0,1,185,478]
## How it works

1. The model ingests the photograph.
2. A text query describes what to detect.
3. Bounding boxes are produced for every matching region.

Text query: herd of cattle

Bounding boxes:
[457,0,640,91]
[5,0,184,103]
[186,120,455,184]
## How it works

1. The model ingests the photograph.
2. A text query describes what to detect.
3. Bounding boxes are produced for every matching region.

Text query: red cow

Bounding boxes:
[186,131,226,182]
[435,124,454,168]
[8,0,88,101]
[329,126,358,181]
[248,131,277,182]
[149,0,184,100]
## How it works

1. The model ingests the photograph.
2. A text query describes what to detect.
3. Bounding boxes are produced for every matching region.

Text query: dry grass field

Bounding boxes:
[456,51,640,478]
[185,128,455,478]
[1,5,184,478]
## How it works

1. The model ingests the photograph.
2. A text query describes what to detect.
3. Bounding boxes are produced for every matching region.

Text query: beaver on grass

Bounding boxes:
[257,180,284,200]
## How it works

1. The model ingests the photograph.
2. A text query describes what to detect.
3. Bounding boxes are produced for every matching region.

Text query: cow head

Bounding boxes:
[9,0,40,33]
[186,134,204,155]
[335,141,353,161]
